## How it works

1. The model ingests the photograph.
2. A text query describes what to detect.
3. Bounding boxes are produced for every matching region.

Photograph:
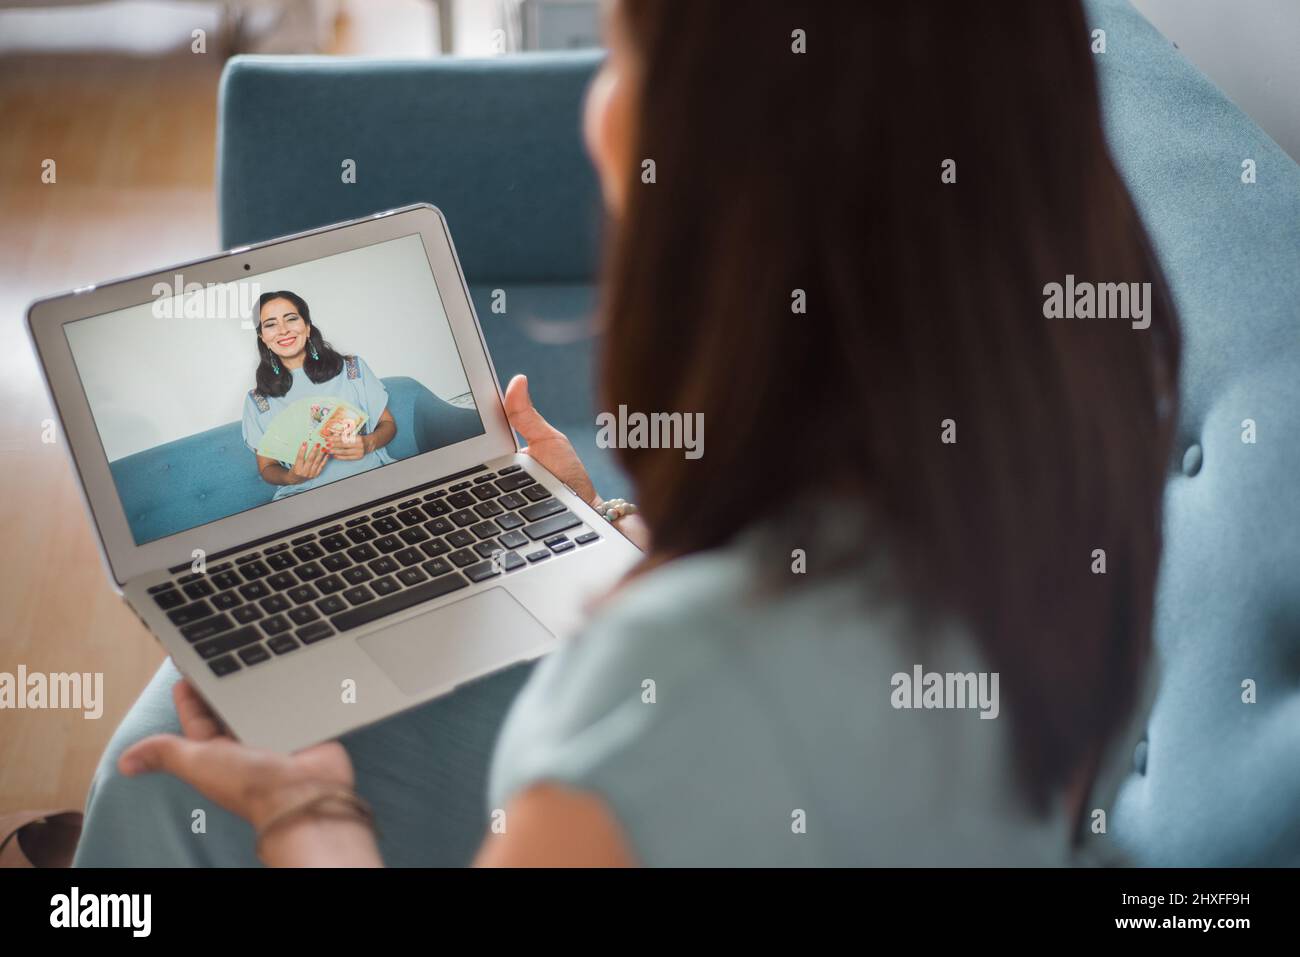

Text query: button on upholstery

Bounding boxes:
[1133,736,1148,776]
[1181,443,1202,477]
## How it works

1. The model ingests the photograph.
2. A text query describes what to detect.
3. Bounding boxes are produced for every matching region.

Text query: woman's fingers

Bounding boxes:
[119,732,207,781]
[504,375,556,446]
[173,679,226,742]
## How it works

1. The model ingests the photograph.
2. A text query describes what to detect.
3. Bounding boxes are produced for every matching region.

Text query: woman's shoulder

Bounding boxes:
[488,509,1079,864]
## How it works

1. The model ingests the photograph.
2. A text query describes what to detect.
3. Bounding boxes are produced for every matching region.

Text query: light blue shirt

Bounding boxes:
[240,354,395,501]
[487,510,1151,866]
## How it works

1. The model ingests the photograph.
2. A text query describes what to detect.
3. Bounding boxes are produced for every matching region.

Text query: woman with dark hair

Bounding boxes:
[79,0,1179,867]
[241,290,398,499]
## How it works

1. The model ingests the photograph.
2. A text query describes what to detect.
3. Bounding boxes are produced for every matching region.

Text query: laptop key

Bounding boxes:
[373,516,401,534]
[395,547,424,567]
[316,574,346,595]
[472,483,500,501]
[346,525,376,543]
[267,572,297,591]
[194,625,261,660]
[446,529,474,548]
[209,655,241,677]
[473,473,498,484]
[298,622,335,645]
[550,540,576,554]
[240,560,271,580]
[238,580,270,601]
[448,491,475,509]
[520,498,565,522]
[181,613,234,643]
[449,481,472,492]
[522,484,551,502]
[316,594,347,615]
[495,513,525,531]
[424,517,454,536]
[331,572,469,633]
[502,551,526,571]
[498,492,527,511]
[423,499,451,517]
[322,553,351,572]
[399,526,430,545]
[236,551,264,564]
[168,599,214,626]
[345,516,369,527]
[342,566,373,585]
[148,581,176,594]
[260,594,291,614]
[296,562,325,581]
[347,543,378,562]
[576,531,600,545]
[238,644,271,667]
[463,560,500,583]
[448,548,478,568]
[397,567,427,587]
[496,472,536,492]
[293,543,324,562]
[182,580,214,600]
[421,557,453,578]
[374,535,403,554]
[260,615,291,636]
[369,556,398,575]
[288,605,319,626]
[287,584,319,604]
[373,506,397,518]
[212,590,242,611]
[266,552,297,571]
[524,510,582,541]
[372,576,401,597]
[450,509,478,528]
[525,549,551,563]
[232,604,263,624]
[320,534,350,553]
[213,570,242,590]
[474,540,502,558]
[343,585,375,606]
[420,538,450,558]
[498,464,522,475]
[397,507,425,526]
[153,588,185,611]
[498,529,529,549]
[267,634,300,655]
[470,521,499,541]
[474,500,505,518]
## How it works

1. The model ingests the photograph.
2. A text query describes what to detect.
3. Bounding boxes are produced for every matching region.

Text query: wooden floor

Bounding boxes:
[0,2,439,816]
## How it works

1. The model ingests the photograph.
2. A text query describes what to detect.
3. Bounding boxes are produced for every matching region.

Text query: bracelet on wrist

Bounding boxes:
[597,498,638,523]
[254,785,374,861]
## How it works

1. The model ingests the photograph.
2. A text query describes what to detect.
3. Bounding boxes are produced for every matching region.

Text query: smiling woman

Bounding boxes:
[241,290,398,500]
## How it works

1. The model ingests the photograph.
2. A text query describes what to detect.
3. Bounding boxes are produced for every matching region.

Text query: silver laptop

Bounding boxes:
[26,203,641,752]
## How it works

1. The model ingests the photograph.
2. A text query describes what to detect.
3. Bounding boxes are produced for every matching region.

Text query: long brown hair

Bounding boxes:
[598,1,1181,809]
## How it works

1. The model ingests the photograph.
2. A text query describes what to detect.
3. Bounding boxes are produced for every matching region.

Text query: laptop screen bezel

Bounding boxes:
[26,204,518,586]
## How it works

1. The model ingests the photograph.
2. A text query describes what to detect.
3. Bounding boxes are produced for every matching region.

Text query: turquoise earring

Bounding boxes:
[271,356,281,375]
[309,340,320,361]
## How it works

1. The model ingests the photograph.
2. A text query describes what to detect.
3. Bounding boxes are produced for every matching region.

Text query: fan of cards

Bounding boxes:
[255,397,368,464]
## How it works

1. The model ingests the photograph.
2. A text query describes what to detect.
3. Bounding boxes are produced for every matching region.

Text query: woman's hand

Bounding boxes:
[119,680,380,866]
[504,374,598,505]
[327,431,366,461]
[288,441,329,483]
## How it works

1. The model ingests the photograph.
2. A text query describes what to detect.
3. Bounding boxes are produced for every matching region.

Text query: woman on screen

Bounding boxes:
[241,290,398,499]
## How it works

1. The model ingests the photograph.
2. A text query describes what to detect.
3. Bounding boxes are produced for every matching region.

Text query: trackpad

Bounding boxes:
[357,587,555,696]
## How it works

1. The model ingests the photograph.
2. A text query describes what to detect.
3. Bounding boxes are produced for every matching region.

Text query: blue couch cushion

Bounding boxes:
[217,53,605,285]
[1088,0,1300,865]
[109,376,482,545]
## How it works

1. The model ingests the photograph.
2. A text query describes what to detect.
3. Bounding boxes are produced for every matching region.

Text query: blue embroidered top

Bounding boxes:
[240,354,395,501]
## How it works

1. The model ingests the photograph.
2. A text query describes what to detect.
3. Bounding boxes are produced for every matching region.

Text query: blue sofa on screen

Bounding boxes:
[214,0,1300,866]
[110,376,482,544]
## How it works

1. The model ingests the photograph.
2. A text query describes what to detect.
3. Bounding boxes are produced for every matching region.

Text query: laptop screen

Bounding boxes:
[64,233,486,546]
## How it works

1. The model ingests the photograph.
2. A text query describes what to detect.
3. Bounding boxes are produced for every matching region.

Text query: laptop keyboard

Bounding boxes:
[144,465,602,678]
